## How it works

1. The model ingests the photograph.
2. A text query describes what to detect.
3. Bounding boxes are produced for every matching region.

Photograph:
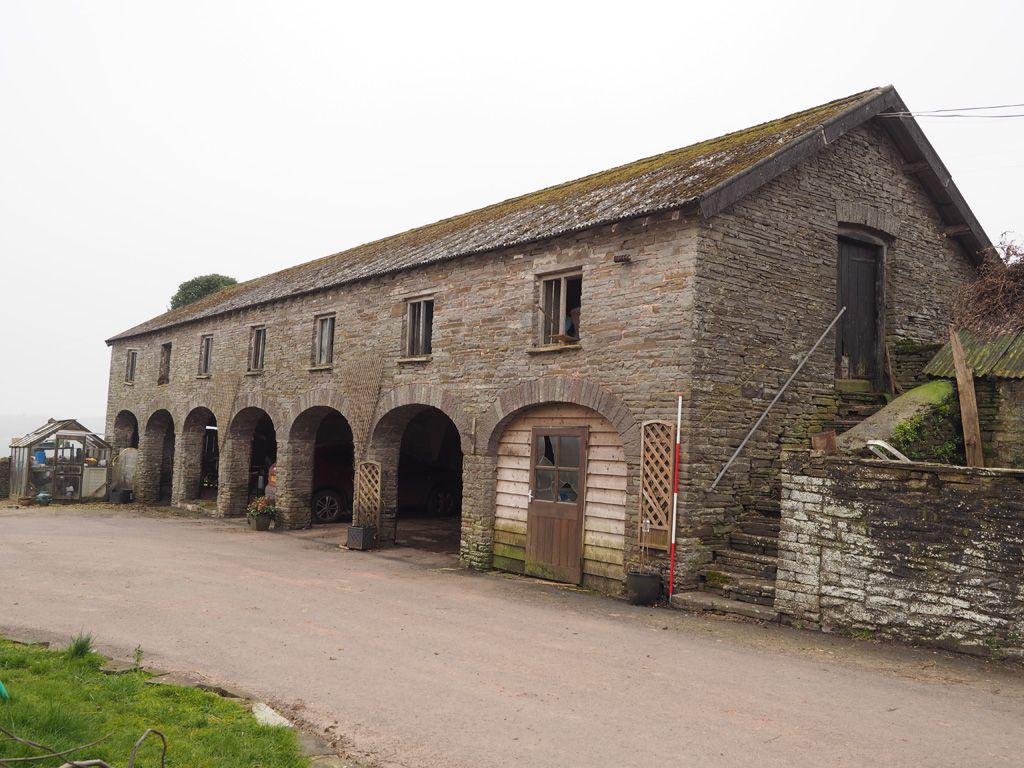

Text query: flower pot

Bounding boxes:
[625,572,661,606]
[250,514,273,531]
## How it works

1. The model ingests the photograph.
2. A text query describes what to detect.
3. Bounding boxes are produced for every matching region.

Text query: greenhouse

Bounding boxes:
[9,419,111,502]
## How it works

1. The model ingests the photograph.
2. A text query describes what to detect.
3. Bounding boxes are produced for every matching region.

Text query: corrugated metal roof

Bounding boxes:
[924,329,1024,380]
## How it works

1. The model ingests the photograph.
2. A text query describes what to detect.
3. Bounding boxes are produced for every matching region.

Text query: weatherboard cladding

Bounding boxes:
[108,89,883,342]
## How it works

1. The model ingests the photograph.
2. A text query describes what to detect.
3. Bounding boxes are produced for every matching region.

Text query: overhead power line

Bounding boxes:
[878,102,1024,119]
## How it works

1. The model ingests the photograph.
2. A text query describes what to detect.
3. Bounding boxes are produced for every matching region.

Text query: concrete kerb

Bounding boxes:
[3,631,361,768]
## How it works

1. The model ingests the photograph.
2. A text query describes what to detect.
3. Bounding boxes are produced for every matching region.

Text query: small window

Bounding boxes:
[124,350,138,383]
[405,298,434,356]
[158,342,172,385]
[314,314,335,366]
[538,272,582,345]
[198,334,213,375]
[249,326,267,371]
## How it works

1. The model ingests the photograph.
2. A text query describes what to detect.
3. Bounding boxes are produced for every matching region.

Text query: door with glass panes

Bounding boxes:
[526,427,587,584]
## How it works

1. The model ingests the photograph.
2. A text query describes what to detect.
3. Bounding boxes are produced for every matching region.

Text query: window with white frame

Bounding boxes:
[198,334,213,375]
[313,314,335,366]
[538,271,582,345]
[405,298,434,356]
[249,326,267,371]
[124,350,138,383]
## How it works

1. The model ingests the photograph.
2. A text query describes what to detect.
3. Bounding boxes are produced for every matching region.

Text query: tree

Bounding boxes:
[169,274,238,310]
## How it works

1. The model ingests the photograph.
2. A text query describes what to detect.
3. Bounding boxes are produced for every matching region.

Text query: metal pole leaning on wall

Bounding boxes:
[709,307,847,491]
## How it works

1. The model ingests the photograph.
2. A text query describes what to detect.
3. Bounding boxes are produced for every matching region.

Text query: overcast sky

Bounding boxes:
[1,0,1020,451]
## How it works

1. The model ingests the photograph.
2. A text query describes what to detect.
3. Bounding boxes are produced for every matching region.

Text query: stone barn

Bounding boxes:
[105,85,991,602]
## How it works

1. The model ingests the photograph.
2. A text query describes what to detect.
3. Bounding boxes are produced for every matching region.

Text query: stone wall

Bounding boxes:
[105,208,699,579]
[0,457,9,499]
[105,116,982,590]
[978,379,1024,469]
[681,120,977,581]
[776,455,1024,659]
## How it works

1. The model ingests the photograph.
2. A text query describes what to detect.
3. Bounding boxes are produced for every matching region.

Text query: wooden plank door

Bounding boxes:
[526,427,587,584]
[836,237,881,383]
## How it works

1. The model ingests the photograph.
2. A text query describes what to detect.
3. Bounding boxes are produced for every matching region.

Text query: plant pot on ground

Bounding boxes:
[625,571,662,606]
[245,496,277,532]
[626,516,662,606]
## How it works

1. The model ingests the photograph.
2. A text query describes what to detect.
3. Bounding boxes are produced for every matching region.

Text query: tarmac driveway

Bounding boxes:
[3,506,1024,768]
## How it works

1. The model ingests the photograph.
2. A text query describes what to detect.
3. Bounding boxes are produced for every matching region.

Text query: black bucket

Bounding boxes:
[626,572,662,606]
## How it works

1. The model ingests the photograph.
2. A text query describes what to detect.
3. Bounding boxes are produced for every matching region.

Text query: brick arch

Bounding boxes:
[176,395,224,440]
[112,409,140,452]
[282,386,350,432]
[835,200,901,240]
[226,393,285,436]
[480,376,640,457]
[371,383,473,454]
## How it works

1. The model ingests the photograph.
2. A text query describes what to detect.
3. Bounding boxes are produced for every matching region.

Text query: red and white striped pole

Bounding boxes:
[668,393,683,599]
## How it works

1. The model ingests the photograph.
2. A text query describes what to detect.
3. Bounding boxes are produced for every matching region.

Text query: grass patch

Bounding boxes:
[0,637,309,767]
[66,632,94,659]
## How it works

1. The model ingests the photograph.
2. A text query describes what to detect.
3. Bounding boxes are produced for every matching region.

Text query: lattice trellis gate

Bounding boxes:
[354,460,381,526]
[639,420,674,550]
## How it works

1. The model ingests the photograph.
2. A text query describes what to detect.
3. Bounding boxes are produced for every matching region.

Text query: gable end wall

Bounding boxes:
[679,120,977,580]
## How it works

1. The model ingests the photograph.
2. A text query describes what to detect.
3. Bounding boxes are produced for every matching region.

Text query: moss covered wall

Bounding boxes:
[778,455,1024,659]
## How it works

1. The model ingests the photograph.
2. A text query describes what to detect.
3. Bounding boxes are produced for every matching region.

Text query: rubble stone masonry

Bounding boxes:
[106,119,979,590]
[777,454,1024,659]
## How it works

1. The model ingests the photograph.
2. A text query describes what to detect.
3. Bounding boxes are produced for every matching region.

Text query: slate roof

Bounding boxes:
[108,85,990,342]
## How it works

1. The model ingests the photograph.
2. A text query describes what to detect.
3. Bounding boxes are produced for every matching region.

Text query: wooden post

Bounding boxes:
[949,326,985,468]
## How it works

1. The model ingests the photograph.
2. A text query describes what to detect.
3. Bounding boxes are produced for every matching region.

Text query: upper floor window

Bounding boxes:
[313,314,335,366]
[405,298,434,357]
[158,342,172,385]
[249,326,267,371]
[198,334,213,375]
[124,350,138,383]
[538,271,582,345]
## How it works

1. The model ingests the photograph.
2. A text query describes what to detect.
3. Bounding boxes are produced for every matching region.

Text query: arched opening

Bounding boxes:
[370,405,463,553]
[138,409,175,503]
[179,407,218,503]
[112,410,139,452]
[219,407,277,517]
[492,403,627,591]
[286,407,354,526]
[111,410,141,497]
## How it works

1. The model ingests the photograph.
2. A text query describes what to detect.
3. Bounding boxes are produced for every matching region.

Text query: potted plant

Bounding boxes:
[246,496,277,531]
[626,518,662,606]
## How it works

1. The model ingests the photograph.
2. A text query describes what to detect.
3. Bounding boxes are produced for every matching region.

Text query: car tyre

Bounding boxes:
[311,489,345,524]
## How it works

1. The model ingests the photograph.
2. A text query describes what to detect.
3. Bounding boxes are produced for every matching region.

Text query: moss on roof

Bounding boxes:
[109,87,884,342]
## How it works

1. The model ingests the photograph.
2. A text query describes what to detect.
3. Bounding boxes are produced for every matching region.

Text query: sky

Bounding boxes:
[1,0,1021,453]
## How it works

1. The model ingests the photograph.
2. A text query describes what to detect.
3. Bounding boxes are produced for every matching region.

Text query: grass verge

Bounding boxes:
[0,637,309,767]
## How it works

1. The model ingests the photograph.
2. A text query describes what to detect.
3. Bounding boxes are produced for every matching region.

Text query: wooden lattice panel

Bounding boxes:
[639,421,674,550]
[342,353,385,451]
[354,460,382,525]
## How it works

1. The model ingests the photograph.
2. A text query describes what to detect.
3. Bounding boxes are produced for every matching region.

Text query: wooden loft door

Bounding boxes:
[836,237,883,387]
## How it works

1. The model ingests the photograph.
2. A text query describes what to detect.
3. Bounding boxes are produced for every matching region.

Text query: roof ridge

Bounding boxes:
[110,85,982,343]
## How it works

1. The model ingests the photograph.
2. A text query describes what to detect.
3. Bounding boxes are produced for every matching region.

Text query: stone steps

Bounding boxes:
[672,591,780,623]
[709,547,778,580]
[699,567,776,606]
[729,531,778,557]
[737,518,780,539]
